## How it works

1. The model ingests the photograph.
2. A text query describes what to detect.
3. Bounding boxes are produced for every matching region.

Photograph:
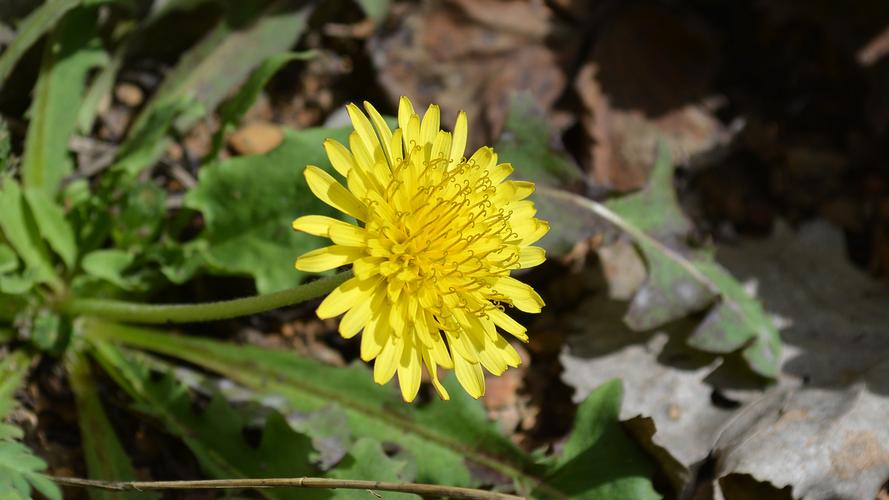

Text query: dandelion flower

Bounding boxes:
[292,97,549,402]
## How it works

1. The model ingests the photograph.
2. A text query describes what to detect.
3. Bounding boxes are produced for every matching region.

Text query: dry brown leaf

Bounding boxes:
[370,1,575,147]
[575,4,732,191]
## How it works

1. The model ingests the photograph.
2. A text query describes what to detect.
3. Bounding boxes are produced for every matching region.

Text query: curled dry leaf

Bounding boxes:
[559,291,736,491]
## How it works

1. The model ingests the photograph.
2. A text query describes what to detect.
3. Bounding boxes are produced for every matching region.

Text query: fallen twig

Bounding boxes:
[52,476,525,500]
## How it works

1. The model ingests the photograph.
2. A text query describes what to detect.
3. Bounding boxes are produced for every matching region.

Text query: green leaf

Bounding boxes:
[0,351,59,500]
[117,0,314,178]
[210,51,316,158]
[0,0,82,84]
[0,327,13,345]
[536,146,782,378]
[327,439,419,499]
[536,380,660,500]
[66,349,158,500]
[0,441,61,500]
[81,249,137,290]
[111,181,167,250]
[0,272,39,295]
[23,189,77,269]
[85,320,535,488]
[21,6,107,195]
[0,351,29,420]
[29,309,68,354]
[0,178,61,291]
[0,245,17,275]
[605,144,693,241]
[0,120,11,171]
[495,92,584,188]
[355,0,391,22]
[186,127,351,293]
[686,260,783,378]
[89,341,329,500]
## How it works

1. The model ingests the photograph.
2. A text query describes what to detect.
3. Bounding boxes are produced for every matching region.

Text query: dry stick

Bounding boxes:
[52,477,525,500]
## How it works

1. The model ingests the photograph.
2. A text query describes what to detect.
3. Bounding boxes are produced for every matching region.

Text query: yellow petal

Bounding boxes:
[329,222,367,247]
[431,130,452,162]
[488,308,528,342]
[323,139,356,177]
[489,162,513,184]
[420,104,440,146]
[477,338,508,375]
[517,219,550,245]
[374,334,402,384]
[340,289,374,338]
[468,147,495,171]
[518,246,546,269]
[295,245,364,272]
[353,256,384,280]
[397,96,415,135]
[397,338,422,402]
[494,276,544,313]
[349,131,374,170]
[422,350,450,400]
[316,277,364,318]
[291,215,353,238]
[454,355,484,399]
[361,303,390,361]
[346,103,380,157]
[389,128,404,164]
[363,101,394,165]
[448,111,467,165]
[304,166,367,221]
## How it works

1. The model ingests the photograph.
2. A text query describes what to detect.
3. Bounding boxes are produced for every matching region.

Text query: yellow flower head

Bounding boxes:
[292,97,549,402]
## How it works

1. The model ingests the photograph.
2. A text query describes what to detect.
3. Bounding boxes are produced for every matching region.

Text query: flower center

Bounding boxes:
[364,151,519,312]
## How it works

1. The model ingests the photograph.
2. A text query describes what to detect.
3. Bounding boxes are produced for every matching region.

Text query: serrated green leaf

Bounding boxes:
[0,441,61,500]
[66,350,158,500]
[210,51,316,158]
[23,189,77,269]
[0,178,61,291]
[85,320,536,488]
[0,352,57,500]
[21,6,107,195]
[0,0,82,84]
[186,127,351,293]
[0,246,17,275]
[89,341,328,500]
[536,380,660,499]
[117,0,314,178]
[81,249,137,290]
[687,260,782,378]
[0,351,29,420]
[537,145,781,378]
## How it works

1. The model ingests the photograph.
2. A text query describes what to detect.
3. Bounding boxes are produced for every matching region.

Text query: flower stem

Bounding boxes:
[57,272,350,324]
